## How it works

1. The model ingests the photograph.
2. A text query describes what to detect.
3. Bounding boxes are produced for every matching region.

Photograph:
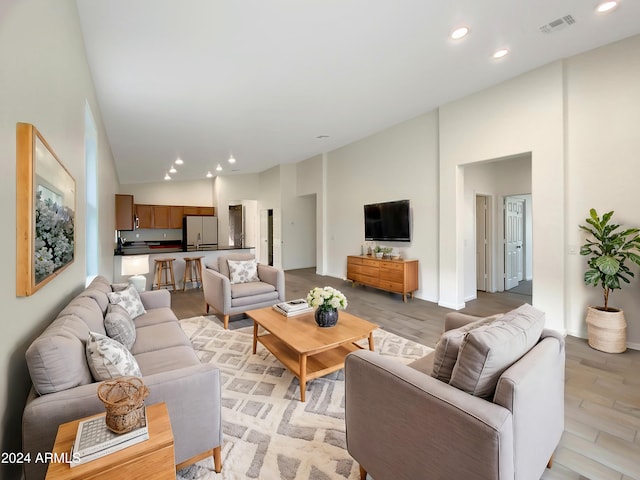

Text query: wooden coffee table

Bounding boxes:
[247,307,378,401]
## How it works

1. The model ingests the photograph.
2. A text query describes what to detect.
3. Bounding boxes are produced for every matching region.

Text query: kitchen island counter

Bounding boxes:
[113,247,255,290]
[115,244,253,255]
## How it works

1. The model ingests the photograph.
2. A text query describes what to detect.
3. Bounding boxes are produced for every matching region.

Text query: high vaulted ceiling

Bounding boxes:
[76,0,640,184]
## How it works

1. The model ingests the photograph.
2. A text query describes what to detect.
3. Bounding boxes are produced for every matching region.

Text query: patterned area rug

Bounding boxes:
[176,316,432,480]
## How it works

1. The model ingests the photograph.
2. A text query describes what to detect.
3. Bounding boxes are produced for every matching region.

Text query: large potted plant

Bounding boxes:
[580,209,640,353]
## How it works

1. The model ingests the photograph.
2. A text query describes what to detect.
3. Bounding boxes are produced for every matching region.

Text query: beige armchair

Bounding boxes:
[202,253,285,329]
[345,306,565,480]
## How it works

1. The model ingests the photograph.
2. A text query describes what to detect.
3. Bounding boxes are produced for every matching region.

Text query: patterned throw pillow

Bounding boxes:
[86,332,142,381]
[227,259,260,284]
[107,284,146,319]
[104,304,136,350]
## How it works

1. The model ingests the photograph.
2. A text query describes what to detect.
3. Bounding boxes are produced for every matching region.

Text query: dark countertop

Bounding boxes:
[114,244,254,256]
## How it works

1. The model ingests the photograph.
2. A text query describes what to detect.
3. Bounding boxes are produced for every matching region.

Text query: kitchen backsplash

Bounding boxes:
[118,228,183,243]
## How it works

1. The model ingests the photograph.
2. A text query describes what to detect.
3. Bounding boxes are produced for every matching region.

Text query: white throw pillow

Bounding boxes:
[107,284,146,319]
[227,259,260,284]
[104,303,136,350]
[86,332,142,381]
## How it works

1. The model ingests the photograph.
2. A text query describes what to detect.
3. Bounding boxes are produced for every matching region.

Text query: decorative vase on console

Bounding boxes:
[306,286,348,328]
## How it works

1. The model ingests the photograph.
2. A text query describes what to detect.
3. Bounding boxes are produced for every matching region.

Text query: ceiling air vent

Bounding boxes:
[539,15,576,33]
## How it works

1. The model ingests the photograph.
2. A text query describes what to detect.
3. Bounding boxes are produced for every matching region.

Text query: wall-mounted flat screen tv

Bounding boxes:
[364,199,411,242]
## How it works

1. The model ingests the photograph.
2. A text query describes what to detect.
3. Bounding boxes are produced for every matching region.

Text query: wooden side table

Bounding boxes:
[45,403,175,480]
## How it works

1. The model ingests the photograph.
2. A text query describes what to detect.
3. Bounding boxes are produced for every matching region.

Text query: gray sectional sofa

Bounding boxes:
[22,275,222,480]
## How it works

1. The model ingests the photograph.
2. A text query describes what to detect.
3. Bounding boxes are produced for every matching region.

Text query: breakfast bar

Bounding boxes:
[113,246,255,291]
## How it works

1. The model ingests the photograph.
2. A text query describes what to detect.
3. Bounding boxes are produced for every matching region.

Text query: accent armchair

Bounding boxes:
[345,305,565,480]
[202,253,285,329]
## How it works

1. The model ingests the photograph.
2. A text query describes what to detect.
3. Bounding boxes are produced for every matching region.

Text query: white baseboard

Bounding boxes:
[625,341,640,351]
[565,329,639,351]
[414,293,438,303]
[438,300,465,310]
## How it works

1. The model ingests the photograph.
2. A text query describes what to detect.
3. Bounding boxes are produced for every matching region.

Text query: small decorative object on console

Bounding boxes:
[97,376,149,434]
[307,286,348,328]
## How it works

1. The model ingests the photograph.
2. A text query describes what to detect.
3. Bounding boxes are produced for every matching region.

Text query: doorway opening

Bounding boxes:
[267,209,274,266]
[465,153,532,299]
[228,204,243,247]
[259,208,279,268]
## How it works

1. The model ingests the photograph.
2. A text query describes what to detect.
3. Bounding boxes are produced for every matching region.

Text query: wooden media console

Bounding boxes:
[346,255,419,302]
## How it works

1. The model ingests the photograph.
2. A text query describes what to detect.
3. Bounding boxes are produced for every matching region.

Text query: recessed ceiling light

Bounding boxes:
[596,1,618,13]
[206,171,213,178]
[175,157,184,165]
[492,48,509,59]
[169,166,177,173]
[228,155,236,164]
[450,26,470,40]
[216,163,223,171]
[164,173,171,180]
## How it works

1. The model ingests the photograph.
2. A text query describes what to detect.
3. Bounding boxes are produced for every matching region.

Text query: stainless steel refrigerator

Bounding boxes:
[183,216,218,248]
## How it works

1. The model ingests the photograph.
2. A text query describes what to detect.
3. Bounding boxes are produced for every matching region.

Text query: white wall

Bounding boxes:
[296,155,326,272]
[167,35,640,350]
[279,164,316,270]
[282,193,316,270]
[240,200,258,249]
[564,35,640,348]
[0,0,118,474]
[257,166,282,267]
[325,112,440,301]
[214,174,260,248]
[514,193,533,283]
[119,178,214,206]
[439,62,565,332]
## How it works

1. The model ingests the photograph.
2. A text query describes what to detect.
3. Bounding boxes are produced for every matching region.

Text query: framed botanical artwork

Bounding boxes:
[16,123,76,296]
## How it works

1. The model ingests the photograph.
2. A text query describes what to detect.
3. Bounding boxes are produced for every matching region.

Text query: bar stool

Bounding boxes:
[182,256,203,291]
[153,258,176,291]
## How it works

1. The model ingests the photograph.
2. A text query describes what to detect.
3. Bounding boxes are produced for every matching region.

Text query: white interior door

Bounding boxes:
[505,197,524,290]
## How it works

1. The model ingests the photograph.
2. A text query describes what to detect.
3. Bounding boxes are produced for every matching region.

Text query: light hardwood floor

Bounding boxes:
[171,267,640,480]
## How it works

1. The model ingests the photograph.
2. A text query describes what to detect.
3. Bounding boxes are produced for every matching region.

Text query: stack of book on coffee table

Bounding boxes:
[272,299,313,317]
[70,410,149,467]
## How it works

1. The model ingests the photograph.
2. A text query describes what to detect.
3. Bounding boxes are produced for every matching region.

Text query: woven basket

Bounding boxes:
[97,377,149,434]
[585,306,627,353]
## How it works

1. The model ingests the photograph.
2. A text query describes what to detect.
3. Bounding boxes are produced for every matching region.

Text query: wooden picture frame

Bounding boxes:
[16,123,76,296]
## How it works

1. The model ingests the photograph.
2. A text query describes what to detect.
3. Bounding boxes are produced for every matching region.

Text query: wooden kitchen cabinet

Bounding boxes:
[136,204,154,229]
[169,206,184,228]
[152,206,184,229]
[128,203,213,229]
[152,206,170,228]
[115,194,135,230]
[183,206,215,216]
